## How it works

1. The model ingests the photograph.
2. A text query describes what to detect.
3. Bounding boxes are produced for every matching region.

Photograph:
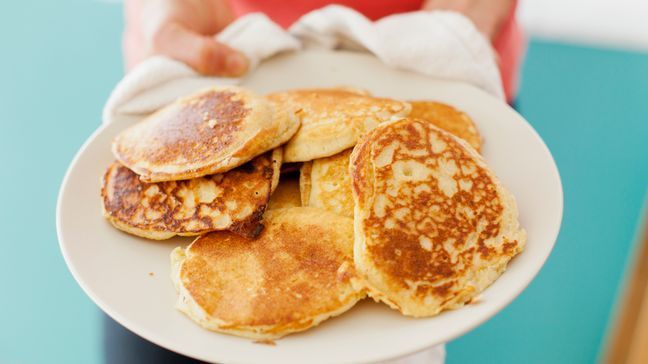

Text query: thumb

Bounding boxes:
[151,22,249,77]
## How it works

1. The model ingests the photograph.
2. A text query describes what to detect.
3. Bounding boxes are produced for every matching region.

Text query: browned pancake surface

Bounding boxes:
[142,90,247,166]
[102,150,280,239]
[112,86,298,182]
[176,207,364,337]
[351,118,524,316]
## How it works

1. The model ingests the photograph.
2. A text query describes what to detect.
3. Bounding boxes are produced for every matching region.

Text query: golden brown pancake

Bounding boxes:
[350,118,525,317]
[268,88,411,162]
[113,86,299,182]
[331,86,372,95]
[171,207,366,339]
[268,176,301,210]
[300,148,353,218]
[408,101,482,152]
[102,149,282,240]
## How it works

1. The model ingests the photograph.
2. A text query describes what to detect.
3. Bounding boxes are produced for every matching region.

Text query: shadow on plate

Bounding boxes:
[102,314,206,364]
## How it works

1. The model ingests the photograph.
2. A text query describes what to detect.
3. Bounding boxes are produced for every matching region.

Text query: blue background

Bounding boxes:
[1,1,646,363]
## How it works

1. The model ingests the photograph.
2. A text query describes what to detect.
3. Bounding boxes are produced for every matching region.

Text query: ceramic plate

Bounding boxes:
[57,50,562,364]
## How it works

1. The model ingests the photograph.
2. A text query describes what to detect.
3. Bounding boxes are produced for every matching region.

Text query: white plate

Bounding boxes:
[57,50,562,364]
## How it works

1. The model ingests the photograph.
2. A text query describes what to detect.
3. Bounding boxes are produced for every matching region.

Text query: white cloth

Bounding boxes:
[103,5,502,123]
[102,6,499,363]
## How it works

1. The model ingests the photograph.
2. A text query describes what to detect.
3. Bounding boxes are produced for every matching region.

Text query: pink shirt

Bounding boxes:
[230,0,524,101]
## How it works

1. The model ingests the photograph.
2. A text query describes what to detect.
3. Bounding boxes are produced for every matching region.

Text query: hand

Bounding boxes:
[124,0,249,76]
[422,0,514,41]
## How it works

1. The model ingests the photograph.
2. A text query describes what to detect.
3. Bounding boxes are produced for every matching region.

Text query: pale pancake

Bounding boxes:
[171,207,366,339]
[350,118,525,317]
[102,149,282,240]
[300,149,353,218]
[409,101,482,152]
[268,89,411,162]
[113,86,299,182]
[268,176,301,210]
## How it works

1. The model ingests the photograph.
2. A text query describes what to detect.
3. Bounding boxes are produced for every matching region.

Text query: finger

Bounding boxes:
[151,22,249,77]
[124,26,148,71]
[422,0,470,12]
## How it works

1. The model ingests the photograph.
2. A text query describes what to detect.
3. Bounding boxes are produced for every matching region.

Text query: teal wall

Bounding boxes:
[1,1,646,363]
[0,1,122,363]
[447,41,648,363]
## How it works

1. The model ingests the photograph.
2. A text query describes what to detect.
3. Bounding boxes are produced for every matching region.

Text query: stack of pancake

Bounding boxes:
[101,85,526,339]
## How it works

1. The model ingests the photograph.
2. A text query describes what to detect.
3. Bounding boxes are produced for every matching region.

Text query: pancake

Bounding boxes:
[350,118,525,317]
[113,86,299,182]
[408,101,482,152]
[268,176,301,210]
[331,86,372,96]
[268,89,411,162]
[300,148,354,218]
[171,207,366,339]
[102,149,282,240]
